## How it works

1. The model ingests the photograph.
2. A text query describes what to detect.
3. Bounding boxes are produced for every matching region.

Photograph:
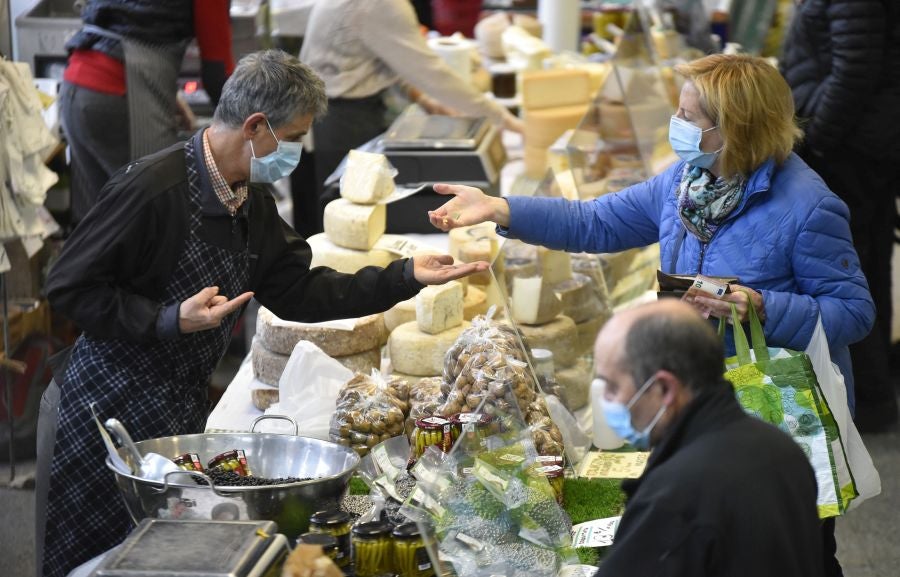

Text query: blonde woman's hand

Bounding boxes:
[688,284,766,323]
[427,183,510,231]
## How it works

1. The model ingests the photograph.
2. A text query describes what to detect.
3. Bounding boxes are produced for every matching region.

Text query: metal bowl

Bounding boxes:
[105,426,359,539]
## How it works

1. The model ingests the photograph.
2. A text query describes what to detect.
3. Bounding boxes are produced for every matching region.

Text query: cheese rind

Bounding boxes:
[340,149,395,204]
[251,387,280,411]
[556,357,592,410]
[555,273,602,323]
[323,198,386,250]
[518,314,578,366]
[521,69,591,110]
[308,233,393,273]
[511,276,562,325]
[416,281,464,335]
[251,339,382,386]
[256,307,384,356]
[388,321,470,376]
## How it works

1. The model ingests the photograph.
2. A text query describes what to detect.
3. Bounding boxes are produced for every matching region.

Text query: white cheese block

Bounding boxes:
[340,149,395,204]
[519,314,578,367]
[307,233,393,273]
[556,357,592,411]
[538,247,572,285]
[251,339,382,386]
[416,281,464,335]
[388,321,471,376]
[323,198,386,250]
[511,276,562,325]
[575,314,609,357]
[555,273,603,323]
[521,69,591,110]
[523,104,590,149]
[385,297,417,333]
[256,307,384,356]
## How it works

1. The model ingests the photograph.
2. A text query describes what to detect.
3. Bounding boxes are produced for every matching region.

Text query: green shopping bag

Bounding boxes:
[721,301,857,518]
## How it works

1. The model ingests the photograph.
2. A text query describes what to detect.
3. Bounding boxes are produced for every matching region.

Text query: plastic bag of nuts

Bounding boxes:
[442,312,528,386]
[330,370,410,457]
[522,397,565,458]
[405,376,446,437]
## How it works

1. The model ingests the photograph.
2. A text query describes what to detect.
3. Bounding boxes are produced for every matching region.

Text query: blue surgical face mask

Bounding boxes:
[249,118,302,183]
[669,115,721,169]
[599,375,666,450]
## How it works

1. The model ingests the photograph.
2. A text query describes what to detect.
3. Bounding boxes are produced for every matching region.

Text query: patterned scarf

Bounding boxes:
[676,165,746,242]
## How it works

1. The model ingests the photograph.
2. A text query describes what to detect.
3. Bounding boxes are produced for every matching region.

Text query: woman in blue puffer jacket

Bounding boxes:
[429,53,874,410]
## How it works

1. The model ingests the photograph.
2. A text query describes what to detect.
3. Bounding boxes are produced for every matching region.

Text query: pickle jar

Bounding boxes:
[296,532,339,563]
[412,416,452,458]
[351,521,392,577]
[309,509,352,568]
[449,412,494,443]
[392,522,434,577]
[536,464,565,505]
[207,449,251,476]
[173,452,204,472]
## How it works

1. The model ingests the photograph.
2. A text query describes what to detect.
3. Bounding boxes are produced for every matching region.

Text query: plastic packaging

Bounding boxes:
[330,370,410,457]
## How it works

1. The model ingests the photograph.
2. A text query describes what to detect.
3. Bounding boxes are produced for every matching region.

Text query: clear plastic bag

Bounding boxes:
[329,369,410,457]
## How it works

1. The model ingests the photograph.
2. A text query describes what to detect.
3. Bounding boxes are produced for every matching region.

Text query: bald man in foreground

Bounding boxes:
[593,300,824,576]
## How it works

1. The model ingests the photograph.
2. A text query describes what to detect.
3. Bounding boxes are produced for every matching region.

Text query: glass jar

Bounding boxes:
[535,464,565,505]
[309,509,352,568]
[207,449,251,476]
[449,412,495,444]
[392,522,434,577]
[296,532,339,562]
[351,521,392,577]
[412,417,452,458]
[173,452,204,472]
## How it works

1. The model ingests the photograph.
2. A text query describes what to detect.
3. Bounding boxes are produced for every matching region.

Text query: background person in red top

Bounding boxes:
[59,0,234,224]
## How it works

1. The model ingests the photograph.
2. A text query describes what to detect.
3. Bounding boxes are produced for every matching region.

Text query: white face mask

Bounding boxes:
[249,118,302,183]
[669,115,721,169]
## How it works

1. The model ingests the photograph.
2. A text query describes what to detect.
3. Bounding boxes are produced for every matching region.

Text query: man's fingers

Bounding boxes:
[194,286,220,302]
[209,295,228,306]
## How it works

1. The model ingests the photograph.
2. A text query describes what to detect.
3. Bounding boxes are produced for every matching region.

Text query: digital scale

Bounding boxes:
[325,106,507,233]
[89,519,290,577]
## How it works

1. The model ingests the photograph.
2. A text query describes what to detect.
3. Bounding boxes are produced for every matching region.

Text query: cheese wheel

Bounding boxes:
[459,239,494,285]
[463,286,489,320]
[388,321,471,376]
[251,386,280,411]
[385,297,417,333]
[523,104,590,149]
[323,198,386,250]
[575,314,608,357]
[448,224,498,262]
[251,339,382,386]
[256,307,383,356]
[519,314,578,367]
[556,358,592,411]
[511,276,562,325]
[538,247,572,285]
[521,69,591,110]
[307,233,393,273]
[555,273,603,323]
[340,149,395,204]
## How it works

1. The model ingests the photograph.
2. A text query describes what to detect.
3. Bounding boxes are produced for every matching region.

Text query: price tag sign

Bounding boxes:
[570,516,622,548]
[576,451,649,479]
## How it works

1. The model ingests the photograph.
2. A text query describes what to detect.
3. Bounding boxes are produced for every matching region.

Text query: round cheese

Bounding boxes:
[388,321,471,376]
[519,314,578,367]
[251,386,280,411]
[556,357,592,411]
[575,314,609,357]
[307,233,393,273]
[256,307,384,356]
[384,297,417,333]
[555,273,603,323]
[252,339,382,386]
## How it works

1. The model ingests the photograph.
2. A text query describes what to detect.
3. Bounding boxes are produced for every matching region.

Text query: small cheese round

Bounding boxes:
[518,314,578,367]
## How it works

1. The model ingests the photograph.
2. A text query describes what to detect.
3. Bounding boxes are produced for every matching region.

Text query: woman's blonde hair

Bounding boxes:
[674,54,802,178]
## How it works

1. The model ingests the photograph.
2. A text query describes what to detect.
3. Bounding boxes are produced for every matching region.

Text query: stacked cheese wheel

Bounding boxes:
[249,307,387,410]
[308,149,396,273]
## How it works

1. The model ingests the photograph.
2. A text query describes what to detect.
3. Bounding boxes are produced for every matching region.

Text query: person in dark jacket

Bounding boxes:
[781,0,900,434]
[35,49,488,577]
[61,0,234,224]
[592,299,824,576]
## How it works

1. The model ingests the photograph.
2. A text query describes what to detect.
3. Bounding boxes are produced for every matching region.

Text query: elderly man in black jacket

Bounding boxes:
[593,299,823,577]
[781,0,900,435]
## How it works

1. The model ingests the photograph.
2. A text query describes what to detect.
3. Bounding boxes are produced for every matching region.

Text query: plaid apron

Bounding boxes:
[42,138,249,577]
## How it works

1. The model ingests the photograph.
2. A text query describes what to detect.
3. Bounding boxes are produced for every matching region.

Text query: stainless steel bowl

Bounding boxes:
[105,425,359,539]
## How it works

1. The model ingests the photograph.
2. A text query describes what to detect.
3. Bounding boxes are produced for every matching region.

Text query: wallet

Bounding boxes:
[656,270,739,300]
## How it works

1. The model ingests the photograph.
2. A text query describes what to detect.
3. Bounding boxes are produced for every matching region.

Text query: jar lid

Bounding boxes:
[416,416,450,430]
[391,522,421,539]
[352,521,391,538]
[310,509,351,526]
[297,532,338,548]
[450,412,492,427]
